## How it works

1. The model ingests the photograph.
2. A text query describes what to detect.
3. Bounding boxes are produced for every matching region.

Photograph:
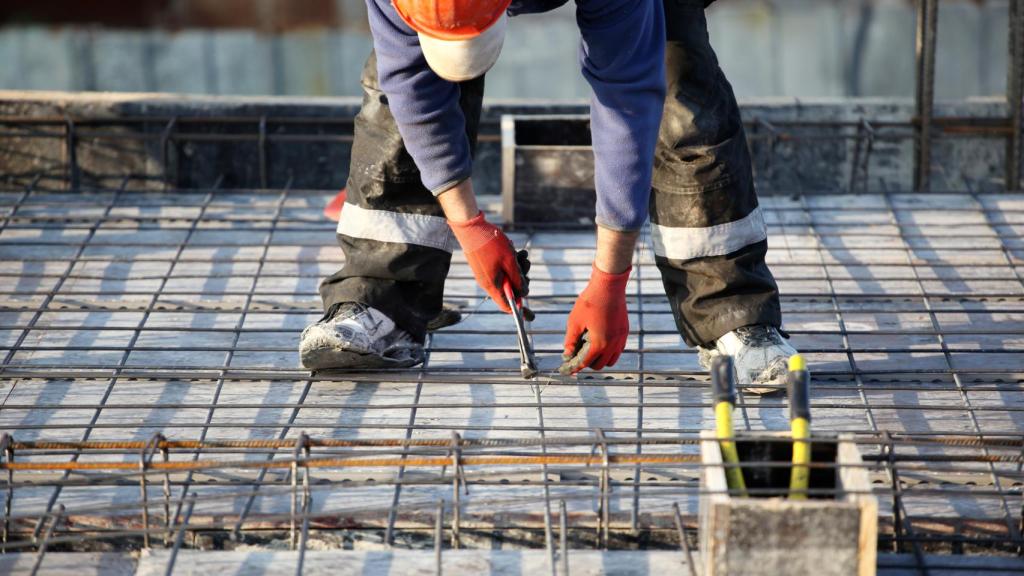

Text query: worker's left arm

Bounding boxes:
[561,0,667,374]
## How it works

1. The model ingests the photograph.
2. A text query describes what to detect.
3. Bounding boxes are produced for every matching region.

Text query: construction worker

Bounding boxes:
[299,0,798,391]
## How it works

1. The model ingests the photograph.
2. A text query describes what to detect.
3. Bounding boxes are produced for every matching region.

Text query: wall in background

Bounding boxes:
[0,0,1012,100]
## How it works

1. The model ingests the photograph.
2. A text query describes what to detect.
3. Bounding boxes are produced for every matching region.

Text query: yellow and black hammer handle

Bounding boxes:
[711,356,747,496]
[787,354,811,500]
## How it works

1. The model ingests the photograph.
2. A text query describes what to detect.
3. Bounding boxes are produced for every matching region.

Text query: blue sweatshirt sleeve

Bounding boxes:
[578,0,666,231]
[365,0,473,195]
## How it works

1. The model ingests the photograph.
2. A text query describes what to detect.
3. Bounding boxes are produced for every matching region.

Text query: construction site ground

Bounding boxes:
[1,186,1023,574]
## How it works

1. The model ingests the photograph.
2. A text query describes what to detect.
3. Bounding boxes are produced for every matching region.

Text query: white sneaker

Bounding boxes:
[299,303,423,370]
[698,325,798,395]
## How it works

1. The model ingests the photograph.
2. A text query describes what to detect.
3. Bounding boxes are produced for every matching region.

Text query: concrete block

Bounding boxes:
[699,432,878,576]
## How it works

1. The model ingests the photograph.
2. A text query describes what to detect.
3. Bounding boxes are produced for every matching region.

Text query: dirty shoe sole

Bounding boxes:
[300,344,423,371]
[426,304,462,332]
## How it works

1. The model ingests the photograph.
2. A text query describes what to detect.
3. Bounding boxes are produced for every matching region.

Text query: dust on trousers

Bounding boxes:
[318,0,781,348]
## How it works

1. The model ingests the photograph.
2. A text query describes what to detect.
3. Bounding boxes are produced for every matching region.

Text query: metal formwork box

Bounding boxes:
[500,114,594,228]
[699,432,878,576]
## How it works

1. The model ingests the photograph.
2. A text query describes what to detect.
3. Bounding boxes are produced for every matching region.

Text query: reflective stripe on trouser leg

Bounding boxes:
[652,0,781,348]
[651,206,766,261]
[337,204,456,253]
[318,51,485,341]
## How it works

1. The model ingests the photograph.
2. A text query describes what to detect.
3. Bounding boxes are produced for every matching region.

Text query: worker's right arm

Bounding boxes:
[560,227,636,374]
[560,0,666,373]
[365,0,525,311]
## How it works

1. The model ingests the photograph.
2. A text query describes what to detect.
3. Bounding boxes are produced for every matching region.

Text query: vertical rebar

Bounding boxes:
[435,499,444,576]
[850,118,865,194]
[139,434,162,550]
[672,502,697,576]
[295,495,311,576]
[162,445,172,546]
[165,494,197,576]
[2,434,11,546]
[29,505,63,576]
[914,0,938,191]
[753,118,781,194]
[258,116,269,189]
[530,373,556,567]
[290,433,308,549]
[559,500,569,576]
[522,230,556,572]
[544,500,556,576]
[160,117,178,192]
[449,432,463,549]
[861,119,876,193]
[139,459,149,550]
[594,429,610,549]
[1008,0,1024,191]
[64,116,79,192]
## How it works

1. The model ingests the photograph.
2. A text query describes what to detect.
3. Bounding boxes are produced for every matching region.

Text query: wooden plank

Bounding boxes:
[839,437,879,576]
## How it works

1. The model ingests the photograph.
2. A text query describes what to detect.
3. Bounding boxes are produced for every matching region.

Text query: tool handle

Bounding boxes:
[502,278,516,308]
[710,356,736,406]
[789,417,811,500]
[787,354,811,422]
[710,355,746,496]
[716,403,748,495]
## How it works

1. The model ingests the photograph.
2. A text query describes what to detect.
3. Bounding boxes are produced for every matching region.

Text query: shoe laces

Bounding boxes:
[325,302,381,331]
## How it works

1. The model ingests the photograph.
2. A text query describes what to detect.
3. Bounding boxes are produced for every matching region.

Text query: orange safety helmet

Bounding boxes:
[392,0,512,40]
[391,0,512,82]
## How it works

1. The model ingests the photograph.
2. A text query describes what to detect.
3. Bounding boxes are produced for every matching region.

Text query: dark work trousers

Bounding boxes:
[651,0,781,346]
[319,0,781,347]
[318,51,484,342]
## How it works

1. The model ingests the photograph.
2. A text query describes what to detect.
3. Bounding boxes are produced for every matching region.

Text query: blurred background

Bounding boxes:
[0,0,1012,100]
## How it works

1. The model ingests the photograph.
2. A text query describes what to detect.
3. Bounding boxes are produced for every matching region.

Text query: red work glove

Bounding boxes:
[560,264,630,375]
[449,212,527,314]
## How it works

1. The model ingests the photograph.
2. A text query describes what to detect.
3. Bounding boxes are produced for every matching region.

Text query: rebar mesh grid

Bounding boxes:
[0,177,1023,575]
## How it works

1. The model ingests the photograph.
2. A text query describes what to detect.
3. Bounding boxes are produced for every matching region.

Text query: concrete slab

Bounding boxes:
[0,189,1021,562]
[3,550,1019,576]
